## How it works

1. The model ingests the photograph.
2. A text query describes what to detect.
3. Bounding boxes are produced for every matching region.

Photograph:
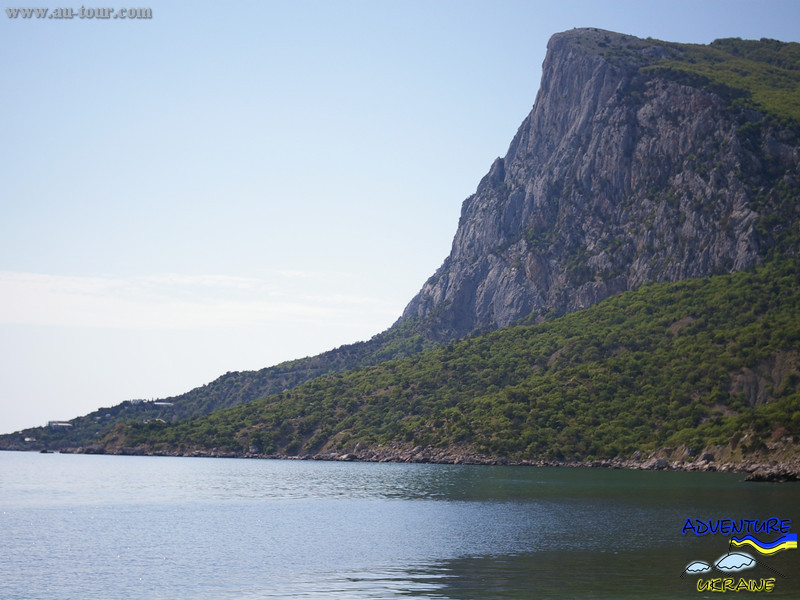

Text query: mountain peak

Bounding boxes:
[547,28,671,62]
[398,30,799,341]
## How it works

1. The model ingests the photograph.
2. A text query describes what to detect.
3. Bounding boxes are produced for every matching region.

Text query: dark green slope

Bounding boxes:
[103,260,800,464]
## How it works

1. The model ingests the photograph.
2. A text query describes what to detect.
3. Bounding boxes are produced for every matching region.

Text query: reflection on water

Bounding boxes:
[1,452,798,599]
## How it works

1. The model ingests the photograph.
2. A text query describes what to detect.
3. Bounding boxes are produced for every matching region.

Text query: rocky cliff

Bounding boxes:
[400,28,800,341]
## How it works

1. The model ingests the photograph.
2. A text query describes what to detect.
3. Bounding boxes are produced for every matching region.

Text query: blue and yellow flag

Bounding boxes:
[730,533,797,556]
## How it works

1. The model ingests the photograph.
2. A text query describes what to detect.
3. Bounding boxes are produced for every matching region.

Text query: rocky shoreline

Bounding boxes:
[59,441,800,482]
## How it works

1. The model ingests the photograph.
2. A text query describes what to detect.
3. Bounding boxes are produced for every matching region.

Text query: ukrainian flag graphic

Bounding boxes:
[730,533,797,556]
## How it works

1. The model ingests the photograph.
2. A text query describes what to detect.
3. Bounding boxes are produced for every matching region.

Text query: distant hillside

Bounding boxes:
[3,29,799,455]
[0,322,433,451]
[90,260,800,468]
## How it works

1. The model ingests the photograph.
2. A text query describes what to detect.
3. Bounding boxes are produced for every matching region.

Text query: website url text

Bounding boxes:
[6,6,152,19]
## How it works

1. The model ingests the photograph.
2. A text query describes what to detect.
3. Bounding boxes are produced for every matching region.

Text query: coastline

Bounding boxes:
[48,440,800,482]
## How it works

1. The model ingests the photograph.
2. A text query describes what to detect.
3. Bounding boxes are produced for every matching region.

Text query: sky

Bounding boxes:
[2,0,799,433]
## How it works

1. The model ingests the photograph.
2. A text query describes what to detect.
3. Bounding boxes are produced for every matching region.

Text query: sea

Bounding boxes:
[1,451,798,599]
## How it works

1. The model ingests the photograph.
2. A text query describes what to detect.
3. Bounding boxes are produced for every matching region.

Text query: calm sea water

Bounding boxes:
[1,452,798,599]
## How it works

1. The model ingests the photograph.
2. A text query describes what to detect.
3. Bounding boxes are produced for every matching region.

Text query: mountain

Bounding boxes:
[399,28,800,341]
[2,28,799,457]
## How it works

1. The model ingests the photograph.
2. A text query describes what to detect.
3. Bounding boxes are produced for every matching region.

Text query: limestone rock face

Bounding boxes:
[399,28,799,341]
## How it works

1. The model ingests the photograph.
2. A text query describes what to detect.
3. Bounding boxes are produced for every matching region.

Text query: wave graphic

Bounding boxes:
[730,533,797,556]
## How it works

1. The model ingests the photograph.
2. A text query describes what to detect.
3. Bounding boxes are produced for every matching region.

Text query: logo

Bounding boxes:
[730,534,798,555]
[680,518,796,593]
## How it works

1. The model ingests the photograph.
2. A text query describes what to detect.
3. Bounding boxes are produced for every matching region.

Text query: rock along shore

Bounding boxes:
[63,441,800,482]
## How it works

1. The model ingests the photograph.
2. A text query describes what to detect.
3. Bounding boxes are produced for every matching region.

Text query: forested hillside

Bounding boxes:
[0,323,433,451]
[95,260,799,466]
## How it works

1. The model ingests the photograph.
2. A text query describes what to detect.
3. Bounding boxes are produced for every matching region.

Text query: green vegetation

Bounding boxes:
[643,37,800,126]
[110,260,800,462]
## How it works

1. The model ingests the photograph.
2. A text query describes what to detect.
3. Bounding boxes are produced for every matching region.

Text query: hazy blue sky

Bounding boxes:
[2,0,799,432]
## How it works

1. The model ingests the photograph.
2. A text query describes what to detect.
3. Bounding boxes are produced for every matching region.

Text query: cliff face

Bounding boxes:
[400,28,800,341]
